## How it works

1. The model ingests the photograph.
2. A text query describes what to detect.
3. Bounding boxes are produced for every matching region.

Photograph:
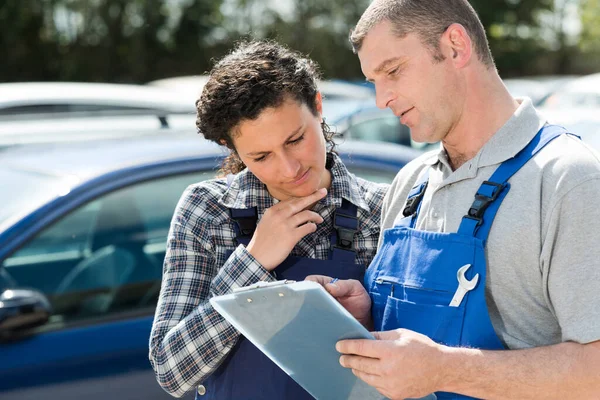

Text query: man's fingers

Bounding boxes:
[336,338,383,358]
[372,329,406,341]
[304,275,333,286]
[351,369,384,392]
[339,354,381,375]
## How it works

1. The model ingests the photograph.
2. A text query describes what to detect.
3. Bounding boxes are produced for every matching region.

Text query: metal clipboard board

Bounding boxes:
[209,280,385,400]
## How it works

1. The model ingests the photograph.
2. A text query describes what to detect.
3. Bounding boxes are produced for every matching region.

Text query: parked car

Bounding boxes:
[332,106,437,152]
[0,82,196,120]
[0,134,420,400]
[537,72,600,149]
[147,76,375,123]
[0,82,199,148]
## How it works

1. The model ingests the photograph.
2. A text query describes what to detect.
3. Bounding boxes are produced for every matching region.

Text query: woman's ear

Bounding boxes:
[315,92,323,122]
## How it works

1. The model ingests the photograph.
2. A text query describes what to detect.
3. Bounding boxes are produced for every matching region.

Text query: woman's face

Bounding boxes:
[232,94,331,201]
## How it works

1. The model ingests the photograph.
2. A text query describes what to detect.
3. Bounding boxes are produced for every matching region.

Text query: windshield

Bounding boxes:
[0,169,67,229]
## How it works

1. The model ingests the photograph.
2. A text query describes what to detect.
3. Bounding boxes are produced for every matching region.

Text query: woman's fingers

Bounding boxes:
[290,210,324,227]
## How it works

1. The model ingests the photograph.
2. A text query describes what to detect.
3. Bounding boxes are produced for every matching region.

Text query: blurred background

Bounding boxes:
[0,1,599,399]
[2,0,600,82]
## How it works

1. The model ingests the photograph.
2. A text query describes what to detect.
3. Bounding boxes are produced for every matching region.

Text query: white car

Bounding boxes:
[0,82,196,121]
[0,82,198,147]
[147,75,375,122]
[537,73,600,149]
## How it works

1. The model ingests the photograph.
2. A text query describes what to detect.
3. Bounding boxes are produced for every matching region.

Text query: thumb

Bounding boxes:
[325,279,355,297]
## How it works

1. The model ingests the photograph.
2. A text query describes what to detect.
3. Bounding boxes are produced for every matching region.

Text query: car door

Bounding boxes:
[0,170,215,400]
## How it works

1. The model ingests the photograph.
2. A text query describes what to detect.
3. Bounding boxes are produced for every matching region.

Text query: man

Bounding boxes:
[308,0,600,399]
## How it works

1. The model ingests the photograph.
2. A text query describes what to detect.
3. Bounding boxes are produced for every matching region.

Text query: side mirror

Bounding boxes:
[0,288,52,333]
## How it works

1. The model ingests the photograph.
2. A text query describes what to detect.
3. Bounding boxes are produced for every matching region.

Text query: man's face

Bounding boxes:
[358,20,460,144]
[232,95,330,201]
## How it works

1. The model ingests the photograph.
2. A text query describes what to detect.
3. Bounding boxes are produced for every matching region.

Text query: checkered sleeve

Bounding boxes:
[148,184,275,398]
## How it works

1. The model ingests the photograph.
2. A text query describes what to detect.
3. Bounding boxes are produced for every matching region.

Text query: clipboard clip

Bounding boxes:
[232,279,296,293]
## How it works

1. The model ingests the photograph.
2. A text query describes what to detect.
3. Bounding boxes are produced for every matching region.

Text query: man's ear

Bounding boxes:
[442,23,472,68]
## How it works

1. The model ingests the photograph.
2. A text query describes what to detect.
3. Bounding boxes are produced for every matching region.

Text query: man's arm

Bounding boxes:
[442,339,600,399]
[337,329,600,400]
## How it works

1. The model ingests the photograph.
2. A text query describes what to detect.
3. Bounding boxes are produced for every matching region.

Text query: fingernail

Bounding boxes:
[319,188,327,194]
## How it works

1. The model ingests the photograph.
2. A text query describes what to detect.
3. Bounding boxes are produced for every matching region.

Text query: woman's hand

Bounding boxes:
[246,188,327,271]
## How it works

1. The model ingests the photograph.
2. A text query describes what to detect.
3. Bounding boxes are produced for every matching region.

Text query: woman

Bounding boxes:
[149,40,388,400]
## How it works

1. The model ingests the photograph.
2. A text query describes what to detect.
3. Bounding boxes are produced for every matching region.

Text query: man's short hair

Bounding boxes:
[350,0,494,67]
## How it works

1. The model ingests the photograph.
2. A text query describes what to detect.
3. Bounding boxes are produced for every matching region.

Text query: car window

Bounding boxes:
[0,103,160,120]
[347,116,412,146]
[345,165,397,184]
[2,171,215,326]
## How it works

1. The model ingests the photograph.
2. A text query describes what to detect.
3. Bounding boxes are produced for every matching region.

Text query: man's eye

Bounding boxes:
[388,67,399,76]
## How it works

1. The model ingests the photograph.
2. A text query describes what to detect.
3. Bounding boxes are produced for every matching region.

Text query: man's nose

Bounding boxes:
[375,84,395,110]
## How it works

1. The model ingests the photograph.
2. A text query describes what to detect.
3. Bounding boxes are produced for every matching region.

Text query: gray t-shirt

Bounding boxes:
[379,98,600,349]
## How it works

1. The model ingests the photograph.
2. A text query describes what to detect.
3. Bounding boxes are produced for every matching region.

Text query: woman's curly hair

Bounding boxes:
[196,40,335,176]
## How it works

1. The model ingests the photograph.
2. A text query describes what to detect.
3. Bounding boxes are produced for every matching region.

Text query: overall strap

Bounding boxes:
[329,198,359,263]
[229,207,258,246]
[396,169,430,228]
[457,125,573,241]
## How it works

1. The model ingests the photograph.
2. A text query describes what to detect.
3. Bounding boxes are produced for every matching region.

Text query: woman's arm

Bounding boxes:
[148,188,275,398]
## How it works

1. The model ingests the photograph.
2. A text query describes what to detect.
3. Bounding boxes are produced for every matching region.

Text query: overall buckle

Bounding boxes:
[333,211,358,250]
[465,181,505,225]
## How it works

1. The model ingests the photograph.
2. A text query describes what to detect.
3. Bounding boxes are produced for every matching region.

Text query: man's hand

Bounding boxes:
[305,275,372,328]
[336,329,447,400]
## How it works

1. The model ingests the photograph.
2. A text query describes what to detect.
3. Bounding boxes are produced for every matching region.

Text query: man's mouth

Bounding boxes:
[400,107,414,117]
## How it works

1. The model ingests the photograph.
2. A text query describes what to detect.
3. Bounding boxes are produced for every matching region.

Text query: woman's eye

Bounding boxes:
[289,134,305,145]
[253,155,267,162]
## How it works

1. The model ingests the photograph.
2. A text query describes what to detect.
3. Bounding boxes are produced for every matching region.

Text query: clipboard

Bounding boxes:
[209,280,385,400]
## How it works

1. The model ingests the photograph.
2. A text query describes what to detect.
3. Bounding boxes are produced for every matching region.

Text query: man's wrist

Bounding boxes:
[436,345,478,394]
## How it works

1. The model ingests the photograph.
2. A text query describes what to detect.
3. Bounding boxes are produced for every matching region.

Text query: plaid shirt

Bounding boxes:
[149,153,388,397]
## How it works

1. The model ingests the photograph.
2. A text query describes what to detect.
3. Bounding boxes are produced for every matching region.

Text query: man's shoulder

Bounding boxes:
[537,133,600,193]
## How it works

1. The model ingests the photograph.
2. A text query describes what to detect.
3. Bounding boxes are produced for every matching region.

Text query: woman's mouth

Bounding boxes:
[291,169,310,185]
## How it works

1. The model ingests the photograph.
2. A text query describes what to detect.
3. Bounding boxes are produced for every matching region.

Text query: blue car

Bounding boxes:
[0,135,420,400]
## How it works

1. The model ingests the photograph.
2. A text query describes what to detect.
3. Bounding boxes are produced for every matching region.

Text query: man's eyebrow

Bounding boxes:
[246,125,303,156]
[366,57,404,82]
[373,57,403,74]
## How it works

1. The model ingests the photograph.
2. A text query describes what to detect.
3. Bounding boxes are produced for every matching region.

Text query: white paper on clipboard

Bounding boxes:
[209,280,385,400]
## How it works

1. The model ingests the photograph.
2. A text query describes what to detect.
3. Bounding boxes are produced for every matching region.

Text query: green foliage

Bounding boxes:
[580,0,600,52]
[0,0,594,83]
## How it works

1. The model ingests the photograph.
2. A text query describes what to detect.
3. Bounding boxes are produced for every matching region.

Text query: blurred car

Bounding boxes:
[0,134,420,400]
[537,72,600,149]
[332,106,437,152]
[0,113,196,148]
[0,82,196,120]
[503,76,578,105]
[0,82,198,148]
[147,75,375,123]
[503,78,549,104]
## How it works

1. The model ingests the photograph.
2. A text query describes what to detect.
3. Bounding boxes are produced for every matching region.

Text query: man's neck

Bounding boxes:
[443,68,520,171]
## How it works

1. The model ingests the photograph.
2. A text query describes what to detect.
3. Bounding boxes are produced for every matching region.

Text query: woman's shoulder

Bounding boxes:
[174,177,231,224]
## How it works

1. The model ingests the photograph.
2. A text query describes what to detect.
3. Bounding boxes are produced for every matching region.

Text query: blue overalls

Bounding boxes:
[364,125,570,400]
[199,199,366,400]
